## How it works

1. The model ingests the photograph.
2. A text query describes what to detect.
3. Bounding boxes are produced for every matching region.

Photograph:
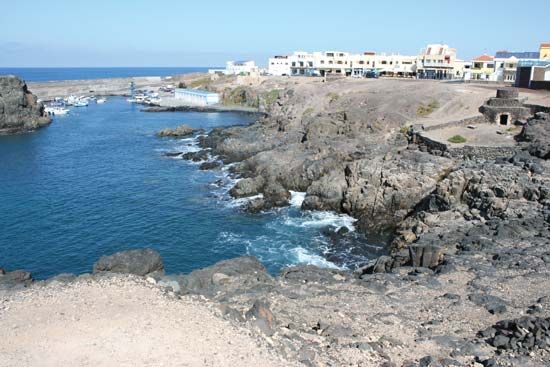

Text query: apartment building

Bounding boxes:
[416,44,460,79]
[268,55,291,76]
[225,60,258,75]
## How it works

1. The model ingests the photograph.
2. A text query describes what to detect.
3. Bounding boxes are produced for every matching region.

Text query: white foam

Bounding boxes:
[227,194,264,208]
[290,247,341,269]
[283,210,357,231]
[289,191,306,207]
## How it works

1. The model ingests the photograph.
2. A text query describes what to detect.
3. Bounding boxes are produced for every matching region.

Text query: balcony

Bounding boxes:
[420,62,452,68]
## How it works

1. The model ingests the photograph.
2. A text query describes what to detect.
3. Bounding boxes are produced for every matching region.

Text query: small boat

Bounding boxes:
[45,106,70,116]
[74,100,88,107]
[96,98,107,104]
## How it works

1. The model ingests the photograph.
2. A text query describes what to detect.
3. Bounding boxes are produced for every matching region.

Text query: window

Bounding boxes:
[292,62,296,67]
[326,53,334,57]
[337,60,343,64]
[381,60,387,65]
[308,61,313,67]
[487,64,494,68]
[321,60,325,64]
[359,60,364,65]
[329,60,333,64]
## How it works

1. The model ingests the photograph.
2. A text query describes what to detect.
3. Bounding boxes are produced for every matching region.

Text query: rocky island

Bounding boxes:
[0,76,50,135]
[1,75,550,367]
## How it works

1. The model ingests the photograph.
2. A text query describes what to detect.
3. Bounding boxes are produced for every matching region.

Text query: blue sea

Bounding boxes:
[0,67,214,82]
[0,99,384,280]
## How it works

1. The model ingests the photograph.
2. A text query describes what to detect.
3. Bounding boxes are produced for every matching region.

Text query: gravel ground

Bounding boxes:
[0,276,295,367]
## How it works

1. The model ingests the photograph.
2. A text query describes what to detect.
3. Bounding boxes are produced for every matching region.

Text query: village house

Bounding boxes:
[470,54,495,80]
[225,60,258,76]
[267,55,291,76]
[416,44,460,79]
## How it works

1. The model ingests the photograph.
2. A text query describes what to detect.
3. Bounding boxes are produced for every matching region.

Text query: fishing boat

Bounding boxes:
[74,100,88,107]
[45,106,70,116]
[96,98,106,104]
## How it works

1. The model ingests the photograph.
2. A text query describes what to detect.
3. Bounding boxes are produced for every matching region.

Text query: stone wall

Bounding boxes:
[413,132,517,160]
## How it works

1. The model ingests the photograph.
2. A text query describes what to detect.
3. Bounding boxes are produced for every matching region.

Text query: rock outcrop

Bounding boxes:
[517,112,550,159]
[0,75,50,134]
[157,124,199,137]
[93,248,164,277]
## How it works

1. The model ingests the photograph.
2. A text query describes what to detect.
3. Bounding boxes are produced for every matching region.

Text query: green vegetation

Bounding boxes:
[262,89,281,107]
[327,92,340,103]
[448,135,467,144]
[302,107,315,118]
[416,100,440,117]
[399,125,411,134]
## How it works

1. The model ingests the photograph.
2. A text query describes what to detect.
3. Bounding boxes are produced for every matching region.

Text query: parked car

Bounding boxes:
[364,70,379,78]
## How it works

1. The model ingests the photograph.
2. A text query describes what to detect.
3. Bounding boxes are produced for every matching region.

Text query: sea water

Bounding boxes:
[0,97,385,279]
[0,67,213,82]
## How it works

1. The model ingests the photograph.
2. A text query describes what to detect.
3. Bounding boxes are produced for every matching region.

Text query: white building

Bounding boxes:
[416,44,460,79]
[268,55,291,76]
[225,60,258,75]
[174,89,219,106]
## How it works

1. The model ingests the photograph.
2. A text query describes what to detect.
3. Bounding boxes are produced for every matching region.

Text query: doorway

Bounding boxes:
[499,114,509,125]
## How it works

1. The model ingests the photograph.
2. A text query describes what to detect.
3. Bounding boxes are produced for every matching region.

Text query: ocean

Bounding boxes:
[0,96,384,280]
[0,67,214,82]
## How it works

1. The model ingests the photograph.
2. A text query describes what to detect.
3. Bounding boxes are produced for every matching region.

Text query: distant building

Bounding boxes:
[470,54,495,80]
[495,50,539,59]
[289,51,317,76]
[416,44,460,79]
[268,55,291,76]
[515,59,550,90]
[174,89,219,106]
[540,43,550,60]
[225,60,258,75]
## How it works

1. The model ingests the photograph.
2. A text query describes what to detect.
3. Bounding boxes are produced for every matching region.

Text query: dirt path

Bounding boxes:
[0,276,294,367]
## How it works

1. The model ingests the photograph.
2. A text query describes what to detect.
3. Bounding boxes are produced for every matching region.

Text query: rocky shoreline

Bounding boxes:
[2,77,550,366]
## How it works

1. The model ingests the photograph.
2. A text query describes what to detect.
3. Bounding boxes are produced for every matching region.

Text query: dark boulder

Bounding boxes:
[245,299,276,336]
[199,161,222,170]
[516,112,550,159]
[409,244,443,269]
[93,248,164,277]
[157,124,197,137]
[175,256,274,297]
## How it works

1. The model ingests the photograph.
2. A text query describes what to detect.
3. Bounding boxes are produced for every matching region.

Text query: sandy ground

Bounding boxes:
[0,276,294,367]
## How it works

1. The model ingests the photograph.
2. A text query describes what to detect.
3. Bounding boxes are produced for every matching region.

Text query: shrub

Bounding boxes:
[417,100,440,117]
[448,135,467,144]
[263,89,281,106]
[327,92,340,103]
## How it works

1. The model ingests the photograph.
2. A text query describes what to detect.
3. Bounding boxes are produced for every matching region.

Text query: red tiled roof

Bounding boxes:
[474,54,494,61]
[541,43,550,47]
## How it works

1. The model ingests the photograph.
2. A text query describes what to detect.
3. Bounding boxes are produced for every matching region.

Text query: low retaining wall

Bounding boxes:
[421,115,487,132]
[413,133,516,160]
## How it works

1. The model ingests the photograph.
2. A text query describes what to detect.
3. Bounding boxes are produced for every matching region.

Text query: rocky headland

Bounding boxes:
[2,76,550,366]
[0,76,50,135]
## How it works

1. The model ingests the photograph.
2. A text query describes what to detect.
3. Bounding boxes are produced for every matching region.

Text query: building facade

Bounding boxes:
[268,56,291,76]
[540,43,550,60]
[416,44,460,79]
[174,89,220,106]
[225,60,258,75]
[470,55,495,80]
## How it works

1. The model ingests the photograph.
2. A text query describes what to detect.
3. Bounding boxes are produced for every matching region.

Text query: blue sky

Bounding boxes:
[1,0,548,67]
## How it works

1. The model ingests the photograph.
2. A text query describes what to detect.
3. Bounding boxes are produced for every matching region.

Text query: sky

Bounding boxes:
[0,0,549,67]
